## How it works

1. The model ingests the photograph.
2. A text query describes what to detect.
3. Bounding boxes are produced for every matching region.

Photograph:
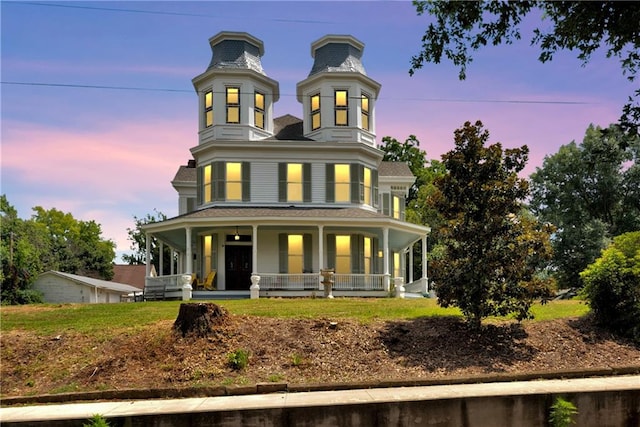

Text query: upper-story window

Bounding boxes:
[204,90,213,127]
[199,161,250,203]
[279,163,311,203]
[203,164,212,203]
[361,93,370,130]
[363,167,371,205]
[393,195,401,219]
[254,91,265,129]
[226,87,240,123]
[310,94,321,130]
[226,162,243,201]
[335,164,350,202]
[335,90,348,126]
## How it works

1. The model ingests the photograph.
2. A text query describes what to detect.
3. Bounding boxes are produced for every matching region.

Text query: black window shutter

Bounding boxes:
[214,162,225,201]
[197,166,203,206]
[326,234,336,269]
[326,164,335,203]
[382,193,390,216]
[350,164,360,204]
[303,233,312,272]
[242,162,250,201]
[303,163,312,203]
[278,163,287,202]
[372,169,379,207]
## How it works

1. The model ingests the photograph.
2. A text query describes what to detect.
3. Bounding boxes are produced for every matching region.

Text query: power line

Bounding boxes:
[1,81,595,105]
[15,2,340,25]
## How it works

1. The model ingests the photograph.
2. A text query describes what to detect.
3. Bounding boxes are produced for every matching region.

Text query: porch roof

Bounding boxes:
[143,206,429,252]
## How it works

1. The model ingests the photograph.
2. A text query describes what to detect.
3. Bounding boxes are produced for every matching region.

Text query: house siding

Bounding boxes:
[251,162,278,203]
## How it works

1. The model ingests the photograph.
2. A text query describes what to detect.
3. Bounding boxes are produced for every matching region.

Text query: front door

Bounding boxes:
[225,245,252,290]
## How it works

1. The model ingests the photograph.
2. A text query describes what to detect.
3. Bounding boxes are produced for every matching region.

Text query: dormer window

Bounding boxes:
[204,90,213,127]
[254,91,265,129]
[335,90,348,126]
[226,87,240,123]
[310,93,321,130]
[361,93,370,130]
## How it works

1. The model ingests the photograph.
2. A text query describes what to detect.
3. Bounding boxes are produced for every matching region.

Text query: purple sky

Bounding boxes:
[2,1,633,262]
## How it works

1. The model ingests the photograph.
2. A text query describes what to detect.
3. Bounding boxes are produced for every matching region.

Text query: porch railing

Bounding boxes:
[333,274,385,291]
[145,274,190,290]
[259,273,319,290]
[259,273,386,291]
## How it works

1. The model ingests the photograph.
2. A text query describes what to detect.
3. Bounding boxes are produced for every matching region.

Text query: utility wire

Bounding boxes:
[1,81,595,105]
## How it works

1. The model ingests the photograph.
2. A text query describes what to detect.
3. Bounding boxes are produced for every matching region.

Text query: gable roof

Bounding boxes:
[39,271,140,294]
[378,161,414,177]
[271,114,312,141]
[112,265,147,290]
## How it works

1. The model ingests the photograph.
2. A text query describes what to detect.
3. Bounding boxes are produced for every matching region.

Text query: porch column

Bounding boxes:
[383,227,390,292]
[409,243,414,284]
[252,225,258,275]
[170,248,175,275]
[318,225,324,290]
[145,233,151,277]
[159,241,164,276]
[185,227,193,274]
[422,234,429,294]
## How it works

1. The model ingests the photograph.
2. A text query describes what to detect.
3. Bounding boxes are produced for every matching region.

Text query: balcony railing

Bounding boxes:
[333,274,385,291]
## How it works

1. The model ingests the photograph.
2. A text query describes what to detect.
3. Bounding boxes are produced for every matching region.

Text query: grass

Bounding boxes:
[0,298,590,335]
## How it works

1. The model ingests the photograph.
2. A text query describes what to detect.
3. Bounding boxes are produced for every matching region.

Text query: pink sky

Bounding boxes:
[1,1,633,261]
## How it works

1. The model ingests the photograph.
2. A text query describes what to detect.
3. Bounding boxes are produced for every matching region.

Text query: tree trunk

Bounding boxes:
[173,302,228,338]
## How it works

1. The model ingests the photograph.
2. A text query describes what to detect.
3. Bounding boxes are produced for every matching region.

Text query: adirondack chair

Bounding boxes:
[198,270,216,291]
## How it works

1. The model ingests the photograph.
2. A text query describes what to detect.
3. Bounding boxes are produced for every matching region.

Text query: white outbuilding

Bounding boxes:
[32,271,141,304]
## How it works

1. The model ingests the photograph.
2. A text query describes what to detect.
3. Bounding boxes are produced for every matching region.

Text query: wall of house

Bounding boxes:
[33,276,94,304]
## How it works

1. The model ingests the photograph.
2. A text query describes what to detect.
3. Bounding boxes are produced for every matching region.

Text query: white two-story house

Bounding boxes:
[142,31,430,298]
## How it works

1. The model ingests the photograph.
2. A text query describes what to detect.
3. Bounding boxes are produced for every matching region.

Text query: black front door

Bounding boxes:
[225,245,252,290]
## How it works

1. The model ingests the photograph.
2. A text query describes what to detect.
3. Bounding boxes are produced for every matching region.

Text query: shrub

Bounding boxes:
[580,231,640,343]
[83,414,110,427]
[549,396,578,427]
[227,349,249,371]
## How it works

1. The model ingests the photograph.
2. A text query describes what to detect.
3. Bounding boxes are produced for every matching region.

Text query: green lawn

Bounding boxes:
[1,298,590,335]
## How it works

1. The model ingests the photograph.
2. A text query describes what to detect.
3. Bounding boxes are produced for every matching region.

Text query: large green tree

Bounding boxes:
[529,124,640,289]
[410,1,640,132]
[430,121,553,328]
[122,210,174,275]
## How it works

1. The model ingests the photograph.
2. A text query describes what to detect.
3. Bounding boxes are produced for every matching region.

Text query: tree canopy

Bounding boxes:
[529,124,640,288]
[429,121,553,327]
[1,195,115,304]
[410,1,640,132]
[122,209,174,275]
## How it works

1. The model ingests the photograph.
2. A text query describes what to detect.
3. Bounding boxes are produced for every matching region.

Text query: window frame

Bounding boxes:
[310,93,321,131]
[254,91,265,129]
[204,90,213,128]
[226,87,240,124]
[361,92,370,131]
[334,89,349,126]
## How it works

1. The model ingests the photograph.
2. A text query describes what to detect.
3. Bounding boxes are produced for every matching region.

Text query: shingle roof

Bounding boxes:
[181,206,388,220]
[173,165,197,182]
[309,35,367,77]
[271,114,311,140]
[378,161,414,177]
[207,32,266,75]
[112,265,147,290]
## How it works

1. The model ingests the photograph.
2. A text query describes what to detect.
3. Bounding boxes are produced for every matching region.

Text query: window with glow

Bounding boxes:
[310,94,321,130]
[364,236,372,274]
[287,163,303,202]
[393,195,401,219]
[204,90,213,127]
[335,164,350,203]
[288,235,304,274]
[361,93,370,130]
[203,235,212,275]
[203,164,212,203]
[254,91,265,129]
[226,87,240,123]
[226,162,242,201]
[335,90,348,126]
[335,235,351,274]
[363,167,371,205]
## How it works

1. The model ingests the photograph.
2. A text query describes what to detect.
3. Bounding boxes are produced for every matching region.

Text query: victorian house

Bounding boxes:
[142,31,430,298]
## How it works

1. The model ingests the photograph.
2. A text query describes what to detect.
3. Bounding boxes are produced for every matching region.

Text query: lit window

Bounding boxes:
[393,195,401,219]
[364,236,372,275]
[335,164,350,203]
[203,235,212,275]
[335,90,348,126]
[254,91,265,129]
[335,235,351,274]
[361,93,369,130]
[226,87,240,123]
[288,235,303,274]
[203,164,212,203]
[204,90,213,127]
[226,162,242,201]
[287,164,303,202]
[363,167,371,205]
[311,94,321,130]
[393,252,401,278]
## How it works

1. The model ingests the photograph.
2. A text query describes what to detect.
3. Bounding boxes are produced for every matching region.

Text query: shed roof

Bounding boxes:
[39,271,140,294]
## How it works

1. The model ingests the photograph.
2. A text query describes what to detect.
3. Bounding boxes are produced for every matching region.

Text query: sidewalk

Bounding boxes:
[2,375,639,425]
